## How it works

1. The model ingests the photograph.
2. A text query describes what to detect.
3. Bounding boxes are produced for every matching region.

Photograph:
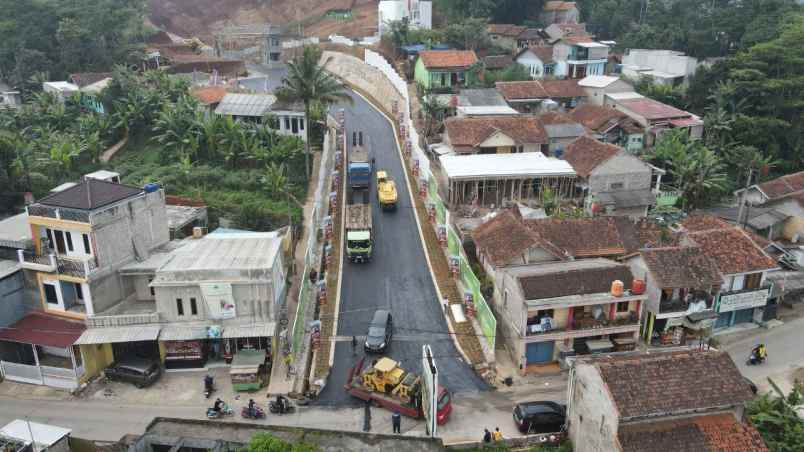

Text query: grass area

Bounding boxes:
[112,132,307,232]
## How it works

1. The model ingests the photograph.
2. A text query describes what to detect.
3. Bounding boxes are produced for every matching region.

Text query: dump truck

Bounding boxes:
[348,144,371,190]
[345,203,373,263]
[376,170,397,211]
[344,357,453,425]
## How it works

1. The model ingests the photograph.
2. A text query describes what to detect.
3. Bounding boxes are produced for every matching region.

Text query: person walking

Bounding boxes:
[392,411,401,434]
[483,428,492,443]
[492,427,503,441]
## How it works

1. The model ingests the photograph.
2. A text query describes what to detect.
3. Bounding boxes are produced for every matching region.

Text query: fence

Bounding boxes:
[363,49,496,351]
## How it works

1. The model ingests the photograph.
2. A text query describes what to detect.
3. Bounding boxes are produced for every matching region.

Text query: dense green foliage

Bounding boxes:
[435,0,545,24]
[746,384,804,451]
[245,432,316,452]
[0,0,150,92]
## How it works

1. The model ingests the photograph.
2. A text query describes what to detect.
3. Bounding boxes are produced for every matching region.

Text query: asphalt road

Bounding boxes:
[317,92,487,406]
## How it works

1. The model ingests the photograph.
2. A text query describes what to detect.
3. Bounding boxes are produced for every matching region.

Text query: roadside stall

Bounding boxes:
[230,348,267,392]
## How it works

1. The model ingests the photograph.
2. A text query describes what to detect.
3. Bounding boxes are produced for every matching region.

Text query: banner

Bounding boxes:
[200,283,236,319]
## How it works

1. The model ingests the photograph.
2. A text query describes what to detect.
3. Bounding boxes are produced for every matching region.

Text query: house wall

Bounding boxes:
[154,281,275,323]
[414,58,431,89]
[623,50,699,80]
[516,51,547,79]
[548,136,578,153]
[568,363,620,452]
[78,342,114,383]
[583,80,633,106]
[131,274,155,301]
[89,271,128,314]
[589,152,652,194]
[0,269,27,327]
[274,112,307,141]
[625,255,662,317]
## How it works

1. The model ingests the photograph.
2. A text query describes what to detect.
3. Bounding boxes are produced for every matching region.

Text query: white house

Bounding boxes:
[42,81,78,102]
[578,75,633,106]
[621,49,700,86]
[515,47,556,80]
[378,0,432,35]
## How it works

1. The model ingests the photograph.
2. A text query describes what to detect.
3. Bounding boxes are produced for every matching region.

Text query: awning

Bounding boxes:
[74,325,161,345]
[0,313,85,348]
[159,325,212,341]
[221,322,276,339]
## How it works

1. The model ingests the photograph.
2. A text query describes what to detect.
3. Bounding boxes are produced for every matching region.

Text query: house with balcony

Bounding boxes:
[17,173,169,321]
[569,104,644,152]
[553,36,609,79]
[496,259,643,371]
[414,50,479,92]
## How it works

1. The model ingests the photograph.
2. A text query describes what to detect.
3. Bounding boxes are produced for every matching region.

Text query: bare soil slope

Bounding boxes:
[148,0,378,40]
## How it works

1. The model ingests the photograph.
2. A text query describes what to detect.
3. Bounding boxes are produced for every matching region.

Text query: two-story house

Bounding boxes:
[414,50,479,92]
[569,104,644,152]
[553,36,609,79]
[577,75,633,106]
[541,2,580,24]
[497,259,643,371]
[568,351,765,452]
[563,136,660,217]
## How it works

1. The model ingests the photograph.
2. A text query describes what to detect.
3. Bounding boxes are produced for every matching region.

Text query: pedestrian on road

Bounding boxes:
[483,428,492,443]
[392,411,401,434]
[492,427,503,441]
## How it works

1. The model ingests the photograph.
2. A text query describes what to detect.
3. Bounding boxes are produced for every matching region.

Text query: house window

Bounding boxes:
[299,118,304,130]
[176,298,184,316]
[66,232,74,252]
[53,230,66,254]
[190,298,198,315]
[744,273,762,290]
[440,73,447,86]
[616,301,629,313]
[74,283,83,301]
[609,182,624,190]
[291,117,299,134]
[270,52,280,61]
[46,229,54,250]
[82,234,91,254]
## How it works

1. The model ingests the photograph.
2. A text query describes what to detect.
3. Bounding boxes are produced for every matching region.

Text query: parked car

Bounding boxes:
[364,309,393,353]
[104,359,162,388]
[513,401,566,434]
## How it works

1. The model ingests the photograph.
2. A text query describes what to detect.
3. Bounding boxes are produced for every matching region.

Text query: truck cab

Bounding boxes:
[348,145,371,190]
[346,229,372,263]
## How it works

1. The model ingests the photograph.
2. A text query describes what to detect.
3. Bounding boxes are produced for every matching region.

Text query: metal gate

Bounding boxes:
[526,341,555,364]
[0,361,43,385]
[41,366,79,389]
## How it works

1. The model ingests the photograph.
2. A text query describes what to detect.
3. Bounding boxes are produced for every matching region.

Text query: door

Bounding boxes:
[54,230,66,254]
[734,308,755,325]
[526,341,555,364]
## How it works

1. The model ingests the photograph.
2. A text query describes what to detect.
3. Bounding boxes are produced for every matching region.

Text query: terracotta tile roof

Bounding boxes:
[544,1,577,11]
[563,35,595,44]
[555,22,588,37]
[538,111,576,125]
[755,170,804,200]
[539,79,585,98]
[570,104,627,131]
[472,209,564,266]
[519,261,634,300]
[487,24,527,37]
[619,413,769,452]
[191,86,228,105]
[615,217,681,253]
[69,72,113,88]
[525,217,626,257]
[496,81,549,100]
[639,246,722,289]
[619,97,691,120]
[562,136,621,178]
[0,313,85,348]
[682,213,733,232]
[483,54,514,70]
[687,227,777,275]
[519,28,549,40]
[444,116,548,147]
[419,50,478,69]
[594,351,755,420]
[517,46,555,64]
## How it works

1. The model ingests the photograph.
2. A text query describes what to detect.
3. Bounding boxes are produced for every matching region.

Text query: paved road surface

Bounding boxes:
[317,92,486,406]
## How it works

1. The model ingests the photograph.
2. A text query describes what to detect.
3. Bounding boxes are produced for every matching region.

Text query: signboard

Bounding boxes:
[421,345,438,437]
[717,288,769,313]
[200,283,236,319]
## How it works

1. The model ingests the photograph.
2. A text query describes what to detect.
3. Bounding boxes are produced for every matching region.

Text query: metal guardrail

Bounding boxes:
[27,204,90,223]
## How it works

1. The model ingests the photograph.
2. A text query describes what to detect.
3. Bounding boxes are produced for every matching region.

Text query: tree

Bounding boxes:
[385,18,410,56]
[746,381,804,451]
[483,63,532,87]
[277,45,352,178]
[419,92,448,139]
[444,18,491,51]
[246,432,316,452]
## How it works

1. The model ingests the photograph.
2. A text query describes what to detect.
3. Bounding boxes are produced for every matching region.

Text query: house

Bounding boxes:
[487,24,527,53]
[621,49,699,86]
[496,79,586,113]
[492,257,643,370]
[577,75,633,106]
[164,195,209,239]
[553,36,609,79]
[0,212,34,330]
[539,79,588,109]
[414,50,479,91]
[625,246,723,346]
[42,81,78,102]
[604,92,703,142]
[517,28,553,49]
[737,170,804,206]
[680,215,779,330]
[378,0,432,35]
[69,73,113,114]
[541,2,580,24]
[515,46,556,79]
[214,93,307,140]
[0,90,21,109]
[563,136,659,217]
[0,420,71,452]
[538,111,586,155]
[570,104,644,152]
[190,86,228,116]
[443,115,548,155]
[568,351,765,452]
[16,173,169,320]
[483,54,515,71]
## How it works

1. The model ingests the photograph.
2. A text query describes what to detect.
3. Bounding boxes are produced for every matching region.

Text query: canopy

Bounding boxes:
[74,325,160,345]
[0,313,84,348]
[221,323,276,339]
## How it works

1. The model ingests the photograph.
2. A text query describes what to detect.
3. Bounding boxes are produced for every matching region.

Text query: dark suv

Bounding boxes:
[364,310,393,353]
[104,359,162,388]
[513,401,566,434]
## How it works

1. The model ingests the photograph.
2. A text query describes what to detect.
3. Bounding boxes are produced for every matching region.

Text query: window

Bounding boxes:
[46,229,54,250]
[291,117,298,134]
[617,301,629,312]
[744,273,762,290]
[299,118,304,130]
[284,117,290,130]
[65,232,74,251]
[271,38,280,46]
[609,182,624,190]
[74,283,83,301]
[176,298,184,316]
[54,230,66,254]
[148,278,155,296]
[82,234,91,254]
[190,298,198,315]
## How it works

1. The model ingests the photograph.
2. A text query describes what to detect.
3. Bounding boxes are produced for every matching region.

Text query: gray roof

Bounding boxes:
[597,189,656,208]
[166,205,207,230]
[74,325,161,345]
[222,322,277,338]
[36,179,143,211]
[160,324,212,341]
[214,93,276,117]
[544,122,586,138]
[457,89,508,107]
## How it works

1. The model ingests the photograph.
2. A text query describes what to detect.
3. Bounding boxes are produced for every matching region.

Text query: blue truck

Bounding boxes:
[348,144,371,190]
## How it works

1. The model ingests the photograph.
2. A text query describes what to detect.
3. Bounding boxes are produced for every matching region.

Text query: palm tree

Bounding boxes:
[277,45,352,178]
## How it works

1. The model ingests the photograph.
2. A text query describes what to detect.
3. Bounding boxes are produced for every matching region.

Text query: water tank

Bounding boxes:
[143,183,160,193]
[611,280,624,297]
[632,279,646,295]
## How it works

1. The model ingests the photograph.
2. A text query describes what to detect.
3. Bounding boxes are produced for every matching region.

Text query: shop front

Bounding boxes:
[714,286,771,330]
[74,325,162,364]
[221,323,275,365]
[159,324,224,369]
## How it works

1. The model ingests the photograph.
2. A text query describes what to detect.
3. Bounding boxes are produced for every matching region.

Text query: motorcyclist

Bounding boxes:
[750,344,767,364]
[248,398,256,417]
[213,398,224,414]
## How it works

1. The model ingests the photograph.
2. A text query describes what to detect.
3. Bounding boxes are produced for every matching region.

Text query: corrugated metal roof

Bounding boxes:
[0,313,85,348]
[74,325,160,345]
[214,93,276,117]
[221,322,276,338]
[159,324,212,341]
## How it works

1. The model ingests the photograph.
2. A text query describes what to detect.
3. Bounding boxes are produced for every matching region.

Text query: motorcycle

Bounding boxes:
[746,352,767,366]
[241,405,266,420]
[206,403,233,419]
[269,395,295,415]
